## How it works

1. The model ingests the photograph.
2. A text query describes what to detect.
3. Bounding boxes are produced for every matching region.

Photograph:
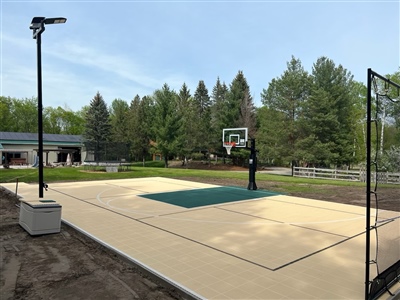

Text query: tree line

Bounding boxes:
[1,56,399,169]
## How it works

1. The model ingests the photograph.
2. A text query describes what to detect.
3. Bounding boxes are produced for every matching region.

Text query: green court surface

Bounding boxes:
[139,186,280,208]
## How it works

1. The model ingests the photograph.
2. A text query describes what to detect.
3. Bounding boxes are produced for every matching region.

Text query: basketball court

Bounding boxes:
[3,177,399,299]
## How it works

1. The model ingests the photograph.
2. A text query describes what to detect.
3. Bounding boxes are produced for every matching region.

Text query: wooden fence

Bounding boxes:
[293,167,400,185]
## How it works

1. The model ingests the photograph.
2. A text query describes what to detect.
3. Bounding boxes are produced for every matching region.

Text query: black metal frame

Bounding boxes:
[366,69,400,300]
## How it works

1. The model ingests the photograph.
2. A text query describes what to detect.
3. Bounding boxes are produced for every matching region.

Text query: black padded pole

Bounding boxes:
[247,139,257,190]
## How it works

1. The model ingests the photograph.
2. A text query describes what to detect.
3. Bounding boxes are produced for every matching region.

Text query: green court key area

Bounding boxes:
[139,186,280,208]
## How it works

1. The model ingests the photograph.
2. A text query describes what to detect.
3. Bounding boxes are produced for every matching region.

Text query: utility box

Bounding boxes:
[19,200,62,235]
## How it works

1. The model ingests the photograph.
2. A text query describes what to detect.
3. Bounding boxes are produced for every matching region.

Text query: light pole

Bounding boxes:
[30,17,67,198]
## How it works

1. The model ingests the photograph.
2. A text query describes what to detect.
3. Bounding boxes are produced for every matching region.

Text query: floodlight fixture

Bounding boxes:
[30,17,66,39]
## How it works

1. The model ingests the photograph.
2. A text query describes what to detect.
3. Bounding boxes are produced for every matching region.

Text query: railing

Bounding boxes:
[293,167,400,184]
[9,158,27,165]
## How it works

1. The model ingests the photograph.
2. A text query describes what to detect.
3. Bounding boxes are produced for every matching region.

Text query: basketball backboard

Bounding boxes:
[222,128,248,149]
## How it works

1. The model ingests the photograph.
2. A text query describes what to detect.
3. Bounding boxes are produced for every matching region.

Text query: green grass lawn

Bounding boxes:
[0,164,367,188]
[3,165,399,199]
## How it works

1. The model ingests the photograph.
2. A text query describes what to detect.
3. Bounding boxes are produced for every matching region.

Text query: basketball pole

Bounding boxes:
[247,139,257,190]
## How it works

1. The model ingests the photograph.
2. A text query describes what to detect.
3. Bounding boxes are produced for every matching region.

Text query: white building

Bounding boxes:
[0,132,84,166]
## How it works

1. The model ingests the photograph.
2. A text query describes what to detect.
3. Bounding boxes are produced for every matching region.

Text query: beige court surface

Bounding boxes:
[3,177,399,299]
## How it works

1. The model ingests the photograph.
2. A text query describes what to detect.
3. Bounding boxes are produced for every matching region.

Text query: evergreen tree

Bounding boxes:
[210,77,229,151]
[193,80,211,153]
[256,106,287,165]
[110,98,129,143]
[127,95,140,161]
[153,84,182,167]
[239,88,256,137]
[296,88,339,166]
[83,92,111,162]
[260,56,311,165]
[306,57,356,167]
[177,83,196,162]
[128,95,154,164]
[227,71,256,136]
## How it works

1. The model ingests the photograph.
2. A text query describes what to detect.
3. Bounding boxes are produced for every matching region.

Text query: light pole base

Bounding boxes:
[247,182,257,190]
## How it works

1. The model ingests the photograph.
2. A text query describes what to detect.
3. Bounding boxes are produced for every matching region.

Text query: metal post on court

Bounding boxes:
[247,138,257,190]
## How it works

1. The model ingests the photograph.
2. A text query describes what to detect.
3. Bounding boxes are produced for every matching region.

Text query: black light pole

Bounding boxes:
[30,17,66,198]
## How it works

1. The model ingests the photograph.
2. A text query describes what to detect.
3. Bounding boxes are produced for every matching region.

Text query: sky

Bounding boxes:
[1,0,399,112]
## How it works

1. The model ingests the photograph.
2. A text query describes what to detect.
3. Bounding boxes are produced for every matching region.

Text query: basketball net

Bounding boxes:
[223,142,236,155]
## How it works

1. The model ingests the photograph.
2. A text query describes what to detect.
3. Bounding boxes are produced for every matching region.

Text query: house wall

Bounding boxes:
[1,144,84,165]
[0,132,84,166]
[1,144,34,164]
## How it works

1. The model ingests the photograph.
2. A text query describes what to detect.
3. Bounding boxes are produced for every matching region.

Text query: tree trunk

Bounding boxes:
[164,155,168,168]
[380,106,386,156]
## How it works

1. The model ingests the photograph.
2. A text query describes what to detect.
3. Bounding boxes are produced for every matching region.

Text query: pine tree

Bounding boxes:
[177,83,195,162]
[127,95,141,161]
[84,91,111,162]
[210,77,229,150]
[192,80,211,153]
[110,98,129,143]
[308,57,356,167]
[153,84,182,167]
[227,71,256,136]
[128,95,154,164]
[260,56,311,165]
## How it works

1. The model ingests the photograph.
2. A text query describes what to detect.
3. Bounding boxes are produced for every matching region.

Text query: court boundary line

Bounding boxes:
[216,207,351,238]
[221,195,367,217]
[273,230,367,271]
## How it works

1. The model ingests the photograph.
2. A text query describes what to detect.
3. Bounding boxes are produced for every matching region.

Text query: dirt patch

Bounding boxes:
[0,188,185,300]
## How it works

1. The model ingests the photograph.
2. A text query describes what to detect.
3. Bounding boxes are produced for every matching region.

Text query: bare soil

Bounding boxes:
[1,166,398,299]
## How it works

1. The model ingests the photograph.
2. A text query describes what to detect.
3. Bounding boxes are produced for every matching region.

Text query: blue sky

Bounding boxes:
[1,0,399,112]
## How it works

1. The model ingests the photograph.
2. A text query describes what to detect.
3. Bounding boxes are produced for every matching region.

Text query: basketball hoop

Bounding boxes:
[223,142,236,155]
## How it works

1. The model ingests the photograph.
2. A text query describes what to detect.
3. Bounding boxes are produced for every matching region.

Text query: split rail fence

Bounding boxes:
[293,167,400,185]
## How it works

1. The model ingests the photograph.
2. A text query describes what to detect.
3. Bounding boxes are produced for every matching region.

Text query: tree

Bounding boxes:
[109,98,130,143]
[0,96,14,132]
[260,56,311,165]
[43,106,85,135]
[177,83,195,162]
[298,57,356,167]
[296,88,340,166]
[349,81,368,163]
[7,97,38,133]
[192,80,212,155]
[256,106,287,166]
[227,71,256,136]
[128,95,154,164]
[210,77,229,152]
[386,69,400,145]
[152,84,182,167]
[83,92,111,162]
